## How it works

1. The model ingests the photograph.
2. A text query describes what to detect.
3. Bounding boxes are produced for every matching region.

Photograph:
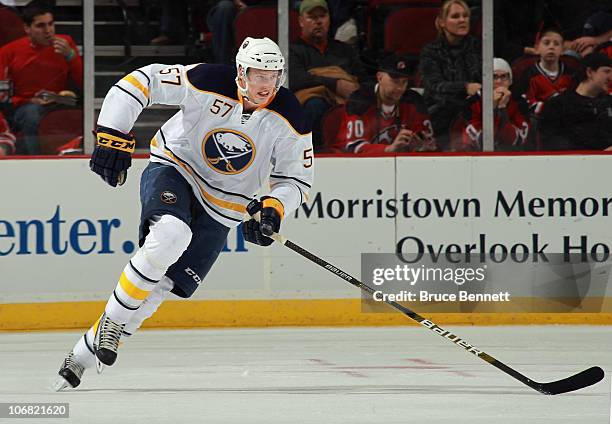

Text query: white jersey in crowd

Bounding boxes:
[97,63,314,228]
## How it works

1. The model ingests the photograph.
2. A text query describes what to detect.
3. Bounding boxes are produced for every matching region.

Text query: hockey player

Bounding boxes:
[54,37,313,390]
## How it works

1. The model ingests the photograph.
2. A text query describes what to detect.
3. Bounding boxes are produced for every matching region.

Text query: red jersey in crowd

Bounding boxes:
[334,85,434,154]
[514,61,576,114]
[461,93,530,150]
[0,35,82,107]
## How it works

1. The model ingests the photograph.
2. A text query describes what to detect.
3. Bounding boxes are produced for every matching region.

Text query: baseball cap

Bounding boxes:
[581,52,612,70]
[299,0,328,15]
[378,54,412,78]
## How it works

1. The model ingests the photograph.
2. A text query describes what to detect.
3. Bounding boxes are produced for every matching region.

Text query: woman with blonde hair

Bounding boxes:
[419,0,482,150]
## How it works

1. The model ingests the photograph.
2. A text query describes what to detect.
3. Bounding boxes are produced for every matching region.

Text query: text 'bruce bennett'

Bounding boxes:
[372,290,511,302]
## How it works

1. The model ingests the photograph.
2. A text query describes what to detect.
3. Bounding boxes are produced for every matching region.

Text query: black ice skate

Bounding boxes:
[93,312,125,370]
[54,351,85,391]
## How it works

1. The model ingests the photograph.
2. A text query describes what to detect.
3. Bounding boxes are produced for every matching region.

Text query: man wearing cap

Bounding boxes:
[539,52,612,150]
[459,58,531,151]
[289,0,366,149]
[333,54,436,154]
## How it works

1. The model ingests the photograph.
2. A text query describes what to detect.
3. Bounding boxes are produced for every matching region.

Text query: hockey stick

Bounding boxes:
[268,231,605,395]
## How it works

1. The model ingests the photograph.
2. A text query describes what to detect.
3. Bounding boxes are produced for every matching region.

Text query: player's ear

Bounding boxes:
[237,66,247,88]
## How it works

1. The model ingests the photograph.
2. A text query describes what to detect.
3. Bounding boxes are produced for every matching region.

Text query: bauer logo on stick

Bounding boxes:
[202,129,255,174]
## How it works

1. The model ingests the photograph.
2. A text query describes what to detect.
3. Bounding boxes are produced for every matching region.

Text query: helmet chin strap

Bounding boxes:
[236,76,250,101]
[236,74,276,106]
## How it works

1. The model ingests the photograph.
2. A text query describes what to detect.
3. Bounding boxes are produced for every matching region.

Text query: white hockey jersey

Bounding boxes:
[97,63,314,228]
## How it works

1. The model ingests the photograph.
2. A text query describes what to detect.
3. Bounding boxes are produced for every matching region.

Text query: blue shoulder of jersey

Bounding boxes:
[185,63,239,100]
[266,87,310,136]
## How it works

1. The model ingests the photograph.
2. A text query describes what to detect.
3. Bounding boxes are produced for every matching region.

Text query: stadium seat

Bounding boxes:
[37,108,83,155]
[383,7,439,55]
[234,7,300,48]
[320,105,346,153]
[0,6,25,47]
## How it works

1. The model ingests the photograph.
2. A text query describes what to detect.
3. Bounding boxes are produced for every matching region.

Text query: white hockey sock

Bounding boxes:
[104,249,164,323]
[104,215,192,324]
[123,276,174,336]
[71,328,97,369]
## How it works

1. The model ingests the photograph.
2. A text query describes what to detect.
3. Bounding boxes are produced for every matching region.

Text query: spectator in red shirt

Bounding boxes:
[334,54,436,154]
[514,28,577,115]
[459,58,530,151]
[0,4,82,154]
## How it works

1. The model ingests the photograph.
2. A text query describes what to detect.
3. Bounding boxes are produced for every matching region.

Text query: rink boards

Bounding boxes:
[1,155,612,329]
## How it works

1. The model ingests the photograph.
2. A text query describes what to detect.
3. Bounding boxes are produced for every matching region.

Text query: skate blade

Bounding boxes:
[52,376,72,392]
[95,357,106,374]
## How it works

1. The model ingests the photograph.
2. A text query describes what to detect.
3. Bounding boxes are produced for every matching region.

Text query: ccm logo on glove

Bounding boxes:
[97,132,136,153]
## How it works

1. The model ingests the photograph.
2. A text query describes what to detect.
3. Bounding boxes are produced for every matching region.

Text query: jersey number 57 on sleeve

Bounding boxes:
[159,67,181,85]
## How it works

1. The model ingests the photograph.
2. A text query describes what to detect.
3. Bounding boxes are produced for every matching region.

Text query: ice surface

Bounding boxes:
[0,326,610,423]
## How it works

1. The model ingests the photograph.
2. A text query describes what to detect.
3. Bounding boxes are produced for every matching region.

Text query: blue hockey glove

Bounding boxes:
[242,196,284,246]
[90,126,135,187]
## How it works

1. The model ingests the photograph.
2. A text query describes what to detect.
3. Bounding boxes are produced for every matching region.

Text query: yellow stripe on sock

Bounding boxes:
[119,272,151,301]
[93,315,102,336]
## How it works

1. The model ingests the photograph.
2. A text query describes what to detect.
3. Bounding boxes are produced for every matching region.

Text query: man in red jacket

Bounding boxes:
[334,54,436,154]
[0,3,82,154]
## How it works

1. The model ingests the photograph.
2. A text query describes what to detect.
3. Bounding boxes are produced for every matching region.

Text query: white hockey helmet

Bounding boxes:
[235,37,286,100]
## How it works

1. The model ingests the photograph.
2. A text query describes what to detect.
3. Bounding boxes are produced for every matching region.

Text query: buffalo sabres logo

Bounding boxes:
[202,129,255,174]
[160,191,177,204]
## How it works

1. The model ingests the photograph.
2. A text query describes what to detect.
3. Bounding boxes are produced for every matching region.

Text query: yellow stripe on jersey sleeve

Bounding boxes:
[119,272,151,300]
[122,74,149,99]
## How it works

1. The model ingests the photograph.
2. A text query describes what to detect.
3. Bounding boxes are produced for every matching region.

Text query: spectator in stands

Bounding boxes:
[205,1,271,64]
[334,54,436,154]
[419,0,481,151]
[546,1,611,53]
[150,0,188,46]
[567,11,612,56]
[0,3,82,155]
[569,26,612,56]
[289,0,365,149]
[206,1,242,63]
[539,52,611,150]
[326,0,358,45]
[459,58,530,151]
[513,28,577,115]
[0,111,15,156]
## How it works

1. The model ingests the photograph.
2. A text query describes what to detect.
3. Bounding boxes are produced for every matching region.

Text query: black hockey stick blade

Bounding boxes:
[534,366,605,395]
